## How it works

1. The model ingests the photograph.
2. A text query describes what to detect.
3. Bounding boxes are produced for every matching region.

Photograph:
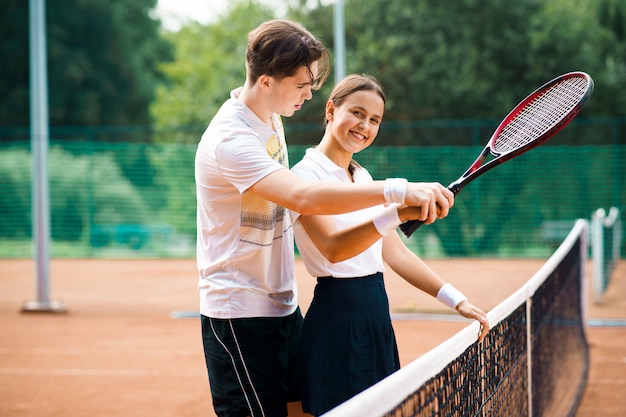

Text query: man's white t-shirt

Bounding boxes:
[195,88,297,319]
[290,148,386,278]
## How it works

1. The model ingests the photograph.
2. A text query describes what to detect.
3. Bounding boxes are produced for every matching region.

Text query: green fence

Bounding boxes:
[0,140,623,259]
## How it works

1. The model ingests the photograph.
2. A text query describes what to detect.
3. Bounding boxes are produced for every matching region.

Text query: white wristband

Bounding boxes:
[373,204,402,236]
[436,283,467,310]
[384,178,407,205]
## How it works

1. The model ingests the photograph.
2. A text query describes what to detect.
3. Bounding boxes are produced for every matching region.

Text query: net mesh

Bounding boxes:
[493,75,590,154]
[323,220,589,417]
[530,234,588,416]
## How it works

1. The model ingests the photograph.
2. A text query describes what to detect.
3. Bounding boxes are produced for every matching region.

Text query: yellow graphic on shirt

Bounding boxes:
[240,120,289,246]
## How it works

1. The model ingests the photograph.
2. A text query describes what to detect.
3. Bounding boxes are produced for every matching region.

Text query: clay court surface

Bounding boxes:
[1,258,624,417]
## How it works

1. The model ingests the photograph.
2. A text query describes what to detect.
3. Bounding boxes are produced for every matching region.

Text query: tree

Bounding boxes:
[587,0,626,116]
[0,0,172,133]
[287,0,625,143]
[286,0,625,256]
[0,146,150,242]
[150,1,275,141]
[0,1,31,129]
[149,0,626,147]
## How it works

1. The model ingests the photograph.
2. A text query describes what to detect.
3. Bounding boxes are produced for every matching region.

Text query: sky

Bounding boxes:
[153,0,285,31]
[152,0,229,31]
[153,0,335,31]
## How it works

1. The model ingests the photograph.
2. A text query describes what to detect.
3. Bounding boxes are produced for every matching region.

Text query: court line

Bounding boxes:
[588,379,626,385]
[587,319,626,327]
[171,311,626,326]
[0,367,203,377]
[0,347,198,356]
[172,311,470,322]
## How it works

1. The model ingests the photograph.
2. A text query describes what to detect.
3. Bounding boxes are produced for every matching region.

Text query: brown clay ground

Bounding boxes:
[0,258,624,416]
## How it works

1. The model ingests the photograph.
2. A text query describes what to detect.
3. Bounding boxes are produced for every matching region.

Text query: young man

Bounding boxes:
[195,20,454,417]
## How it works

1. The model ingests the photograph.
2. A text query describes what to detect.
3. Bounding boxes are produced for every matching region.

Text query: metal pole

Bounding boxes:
[24,0,65,313]
[334,0,346,83]
[591,208,605,305]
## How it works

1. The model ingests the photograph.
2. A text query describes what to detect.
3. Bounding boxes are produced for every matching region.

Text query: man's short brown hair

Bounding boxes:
[246,19,330,90]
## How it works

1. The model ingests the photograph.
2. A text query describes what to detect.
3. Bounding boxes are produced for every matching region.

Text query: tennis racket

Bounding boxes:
[400,71,594,238]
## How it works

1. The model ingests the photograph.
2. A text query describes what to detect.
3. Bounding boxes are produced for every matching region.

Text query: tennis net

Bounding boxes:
[323,219,589,417]
[591,207,622,303]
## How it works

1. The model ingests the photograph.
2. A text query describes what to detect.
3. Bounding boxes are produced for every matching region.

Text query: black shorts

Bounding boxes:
[201,308,303,417]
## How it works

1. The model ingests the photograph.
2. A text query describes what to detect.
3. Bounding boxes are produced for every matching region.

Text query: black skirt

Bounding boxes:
[298,273,400,416]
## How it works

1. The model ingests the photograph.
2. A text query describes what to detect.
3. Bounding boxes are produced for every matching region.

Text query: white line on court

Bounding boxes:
[589,378,626,385]
[0,347,198,356]
[171,311,626,326]
[390,313,471,322]
[0,367,204,377]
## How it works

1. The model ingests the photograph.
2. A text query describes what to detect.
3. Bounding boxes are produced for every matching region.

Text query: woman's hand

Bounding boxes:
[456,300,490,342]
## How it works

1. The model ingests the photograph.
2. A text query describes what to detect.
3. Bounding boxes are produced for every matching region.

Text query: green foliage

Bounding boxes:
[2,0,625,258]
[148,143,197,235]
[0,142,623,258]
[0,145,150,242]
[0,0,172,130]
[289,0,626,140]
[3,0,625,146]
[150,1,274,137]
[584,0,626,117]
[0,1,29,129]
[74,150,150,227]
[0,148,31,238]
[349,144,625,257]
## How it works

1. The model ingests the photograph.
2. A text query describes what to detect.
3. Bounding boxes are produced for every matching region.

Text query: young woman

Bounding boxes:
[195,21,456,417]
[290,74,490,416]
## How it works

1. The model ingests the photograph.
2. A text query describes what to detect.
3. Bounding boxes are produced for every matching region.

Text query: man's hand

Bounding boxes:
[402,182,454,224]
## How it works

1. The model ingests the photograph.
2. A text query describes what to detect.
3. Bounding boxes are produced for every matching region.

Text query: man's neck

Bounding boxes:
[238,83,273,126]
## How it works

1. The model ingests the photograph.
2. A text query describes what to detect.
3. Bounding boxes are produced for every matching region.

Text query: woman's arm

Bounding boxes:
[381,232,446,297]
[382,233,490,341]
[297,205,423,263]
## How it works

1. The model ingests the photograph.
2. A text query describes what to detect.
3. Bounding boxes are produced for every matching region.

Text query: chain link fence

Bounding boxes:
[0,120,623,259]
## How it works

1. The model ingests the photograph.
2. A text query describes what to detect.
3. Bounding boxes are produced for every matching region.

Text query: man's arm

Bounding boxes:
[249,168,454,223]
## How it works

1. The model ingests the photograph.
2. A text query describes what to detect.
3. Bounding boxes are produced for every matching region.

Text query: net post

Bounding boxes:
[526,295,533,417]
[579,219,590,340]
[607,207,621,278]
[591,209,605,304]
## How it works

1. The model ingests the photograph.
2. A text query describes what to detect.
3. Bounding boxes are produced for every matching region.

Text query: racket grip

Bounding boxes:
[399,219,425,237]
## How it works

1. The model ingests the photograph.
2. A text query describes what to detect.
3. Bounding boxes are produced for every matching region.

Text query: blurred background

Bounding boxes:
[1,0,624,259]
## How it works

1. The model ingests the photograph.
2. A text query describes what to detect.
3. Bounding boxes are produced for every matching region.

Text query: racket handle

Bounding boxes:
[399,219,425,237]
[400,183,459,238]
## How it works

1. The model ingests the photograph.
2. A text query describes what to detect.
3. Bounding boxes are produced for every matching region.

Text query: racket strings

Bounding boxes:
[493,77,589,154]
